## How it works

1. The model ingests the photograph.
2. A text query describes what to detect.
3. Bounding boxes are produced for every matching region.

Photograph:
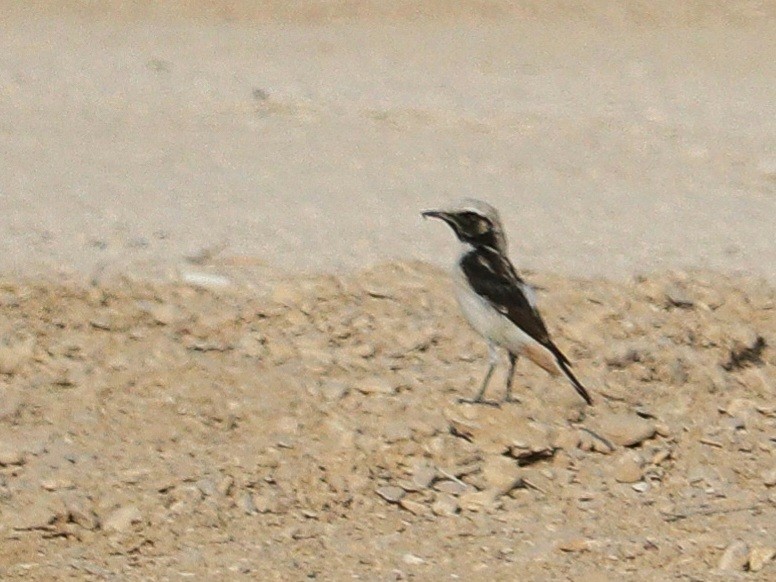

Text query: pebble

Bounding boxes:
[383,422,412,443]
[482,455,522,495]
[237,492,257,515]
[357,378,397,396]
[180,271,231,290]
[762,468,776,487]
[0,442,26,466]
[102,505,142,533]
[664,284,694,308]
[376,486,405,504]
[717,540,749,571]
[631,481,650,493]
[612,452,644,483]
[458,489,497,513]
[319,380,349,401]
[434,479,468,496]
[431,494,459,517]
[399,498,430,517]
[557,537,592,553]
[402,554,425,566]
[748,546,776,572]
[411,465,437,490]
[596,413,656,447]
[64,497,99,530]
[252,493,277,514]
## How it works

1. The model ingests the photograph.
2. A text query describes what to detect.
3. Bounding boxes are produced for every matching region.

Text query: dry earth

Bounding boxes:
[0,263,774,580]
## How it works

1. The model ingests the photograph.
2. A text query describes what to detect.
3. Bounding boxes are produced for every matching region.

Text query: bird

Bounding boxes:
[421,198,593,406]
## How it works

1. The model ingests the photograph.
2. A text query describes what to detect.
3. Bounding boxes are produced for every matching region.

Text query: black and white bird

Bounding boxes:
[422,199,593,406]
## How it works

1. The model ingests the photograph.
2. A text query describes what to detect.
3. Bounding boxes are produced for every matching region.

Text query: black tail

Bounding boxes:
[556,358,593,405]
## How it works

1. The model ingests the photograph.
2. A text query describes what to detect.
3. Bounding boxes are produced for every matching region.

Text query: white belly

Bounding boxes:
[450,252,563,376]
[451,262,535,353]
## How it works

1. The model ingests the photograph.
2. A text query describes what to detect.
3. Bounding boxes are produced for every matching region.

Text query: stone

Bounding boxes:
[431,495,459,517]
[612,451,644,483]
[596,413,655,447]
[664,284,694,308]
[482,455,522,495]
[411,464,437,490]
[459,489,497,512]
[717,540,749,571]
[748,546,776,572]
[102,505,142,533]
[402,554,425,566]
[0,442,26,466]
[376,486,405,504]
[399,498,430,516]
[434,479,468,496]
[357,378,397,396]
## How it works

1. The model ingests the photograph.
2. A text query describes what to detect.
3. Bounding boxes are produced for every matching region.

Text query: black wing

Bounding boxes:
[460,246,592,405]
[460,247,552,344]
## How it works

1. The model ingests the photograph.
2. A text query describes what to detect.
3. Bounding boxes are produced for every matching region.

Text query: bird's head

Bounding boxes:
[421,198,507,252]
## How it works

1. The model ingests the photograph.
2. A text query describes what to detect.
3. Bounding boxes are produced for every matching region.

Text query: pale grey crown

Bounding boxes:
[444,198,508,253]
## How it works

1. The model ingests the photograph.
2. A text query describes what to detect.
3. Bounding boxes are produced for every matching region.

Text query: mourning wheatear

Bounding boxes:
[422,199,593,406]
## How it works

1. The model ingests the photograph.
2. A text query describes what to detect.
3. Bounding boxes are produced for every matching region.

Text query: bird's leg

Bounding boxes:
[503,353,520,404]
[459,343,500,406]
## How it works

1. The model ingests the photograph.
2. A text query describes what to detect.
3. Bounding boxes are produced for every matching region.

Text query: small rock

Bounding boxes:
[402,554,425,566]
[319,380,348,401]
[237,492,257,515]
[102,505,142,533]
[376,486,405,504]
[664,284,694,308]
[196,478,218,498]
[383,422,412,443]
[411,464,437,490]
[252,493,277,514]
[482,455,522,495]
[612,451,644,483]
[434,479,468,496]
[458,489,497,512]
[596,413,655,447]
[431,495,459,517]
[0,442,26,466]
[217,476,234,496]
[148,303,180,326]
[357,378,397,396]
[718,540,749,571]
[64,497,99,530]
[762,468,776,487]
[557,537,592,553]
[40,478,75,491]
[399,498,430,516]
[180,271,231,290]
[748,546,776,572]
[631,481,650,493]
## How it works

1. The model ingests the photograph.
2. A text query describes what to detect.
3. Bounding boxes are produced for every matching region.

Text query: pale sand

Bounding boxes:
[2,3,775,282]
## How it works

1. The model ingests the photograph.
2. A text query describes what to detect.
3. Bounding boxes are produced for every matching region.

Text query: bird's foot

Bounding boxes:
[502,395,521,405]
[457,396,500,407]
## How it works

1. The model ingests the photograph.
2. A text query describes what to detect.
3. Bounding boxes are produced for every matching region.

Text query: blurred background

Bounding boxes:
[2,1,775,281]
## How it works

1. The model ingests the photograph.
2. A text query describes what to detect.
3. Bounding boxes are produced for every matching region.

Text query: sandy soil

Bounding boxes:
[0,264,774,580]
[1,2,775,580]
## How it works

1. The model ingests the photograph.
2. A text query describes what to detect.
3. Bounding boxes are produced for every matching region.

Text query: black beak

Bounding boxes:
[421,210,447,220]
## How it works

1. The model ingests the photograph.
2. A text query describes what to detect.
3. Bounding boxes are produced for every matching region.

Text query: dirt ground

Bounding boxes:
[1,1,776,580]
[0,263,774,580]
